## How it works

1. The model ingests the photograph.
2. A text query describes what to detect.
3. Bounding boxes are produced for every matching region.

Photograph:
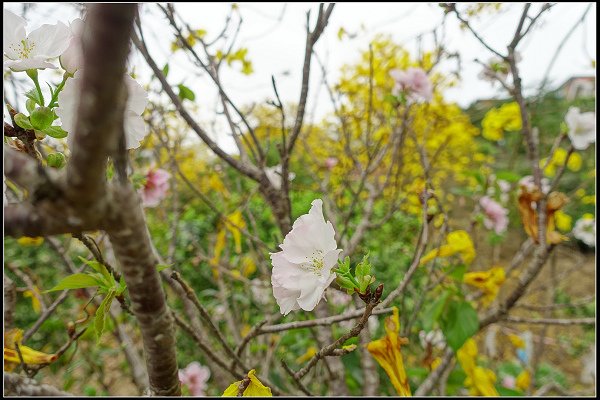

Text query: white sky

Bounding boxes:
[4,3,597,152]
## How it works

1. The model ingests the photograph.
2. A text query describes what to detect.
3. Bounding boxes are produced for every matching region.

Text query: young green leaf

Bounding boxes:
[14,113,34,130]
[94,290,116,342]
[45,273,101,292]
[421,290,451,331]
[25,88,43,105]
[177,84,196,101]
[42,126,68,139]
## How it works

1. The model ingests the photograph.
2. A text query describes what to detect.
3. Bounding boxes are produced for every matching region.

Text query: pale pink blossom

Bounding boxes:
[179,362,210,396]
[270,199,342,315]
[502,375,516,389]
[389,67,433,101]
[3,9,70,71]
[573,217,595,247]
[565,107,595,150]
[519,175,550,194]
[480,196,509,234]
[325,157,338,169]
[141,168,171,207]
[59,18,84,74]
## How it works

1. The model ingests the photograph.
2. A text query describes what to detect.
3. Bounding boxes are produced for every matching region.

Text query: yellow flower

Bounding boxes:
[516,370,531,391]
[367,307,411,396]
[420,230,475,266]
[23,286,43,314]
[481,102,522,141]
[209,228,227,277]
[296,346,318,364]
[517,187,569,244]
[554,210,572,232]
[567,152,582,171]
[575,188,586,199]
[4,328,57,372]
[241,256,257,277]
[225,210,246,254]
[17,237,44,246]
[457,339,498,396]
[582,195,595,205]
[583,213,595,220]
[222,369,272,397]
[507,333,525,349]
[465,366,499,396]
[463,266,505,307]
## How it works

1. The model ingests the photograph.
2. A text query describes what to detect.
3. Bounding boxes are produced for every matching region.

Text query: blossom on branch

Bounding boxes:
[565,107,595,150]
[179,361,210,396]
[479,196,509,234]
[222,369,272,397]
[463,266,506,307]
[3,8,70,71]
[389,67,433,102]
[59,18,84,74]
[270,199,342,315]
[56,72,148,149]
[140,168,171,208]
[572,215,595,247]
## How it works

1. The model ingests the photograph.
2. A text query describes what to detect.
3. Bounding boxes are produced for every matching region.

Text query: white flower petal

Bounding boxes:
[27,22,70,58]
[4,58,57,71]
[3,9,27,60]
[124,74,148,115]
[124,111,147,149]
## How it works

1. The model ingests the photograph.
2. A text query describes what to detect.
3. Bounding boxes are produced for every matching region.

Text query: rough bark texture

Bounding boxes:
[107,185,180,396]
[4,373,73,396]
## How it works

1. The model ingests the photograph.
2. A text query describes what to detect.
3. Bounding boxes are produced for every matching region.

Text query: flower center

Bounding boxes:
[305,250,325,276]
[9,39,36,60]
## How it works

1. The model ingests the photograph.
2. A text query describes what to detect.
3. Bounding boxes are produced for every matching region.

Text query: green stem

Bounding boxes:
[47,73,71,108]
[26,69,45,106]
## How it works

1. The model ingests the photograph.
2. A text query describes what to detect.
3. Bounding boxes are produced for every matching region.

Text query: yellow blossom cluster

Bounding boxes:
[457,338,499,396]
[481,102,522,141]
[539,147,582,177]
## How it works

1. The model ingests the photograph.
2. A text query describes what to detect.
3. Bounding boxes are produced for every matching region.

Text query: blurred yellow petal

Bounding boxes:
[296,346,318,364]
[23,287,43,314]
[421,230,475,265]
[17,237,44,246]
[222,369,272,397]
[516,370,531,391]
[463,266,505,307]
[367,307,411,396]
[507,333,525,349]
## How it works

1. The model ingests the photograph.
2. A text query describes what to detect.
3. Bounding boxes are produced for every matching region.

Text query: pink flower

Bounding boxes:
[480,196,509,234]
[389,67,433,102]
[141,168,171,207]
[502,375,516,389]
[179,362,210,396]
[325,157,338,169]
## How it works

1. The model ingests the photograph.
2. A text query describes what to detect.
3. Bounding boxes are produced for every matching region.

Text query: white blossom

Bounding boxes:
[265,165,295,190]
[55,72,148,149]
[270,199,342,315]
[573,217,595,247]
[565,107,595,150]
[419,330,446,351]
[3,9,70,71]
[59,18,84,74]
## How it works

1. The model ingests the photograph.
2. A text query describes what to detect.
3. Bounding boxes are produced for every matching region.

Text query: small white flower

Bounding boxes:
[3,9,70,71]
[565,107,595,150]
[519,175,550,194]
[59,18,84,74]
[419,329,446,351]
[55,72,148,149]
[270,199,342,315]
[572,217,595,247]
[265,165,295,190]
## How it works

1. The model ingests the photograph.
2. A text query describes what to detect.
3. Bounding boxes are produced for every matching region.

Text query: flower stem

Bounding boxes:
[26,69,45,106]
[47,73,71,108]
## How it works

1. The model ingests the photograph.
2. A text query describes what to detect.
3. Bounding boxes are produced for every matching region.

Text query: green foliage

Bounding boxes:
[439,299,479,351]
[177,83,196,101]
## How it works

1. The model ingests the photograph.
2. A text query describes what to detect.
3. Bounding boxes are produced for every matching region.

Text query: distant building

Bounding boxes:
[555,76,596,100]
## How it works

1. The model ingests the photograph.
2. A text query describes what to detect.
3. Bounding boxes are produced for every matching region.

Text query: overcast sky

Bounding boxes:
[4,3,596,151]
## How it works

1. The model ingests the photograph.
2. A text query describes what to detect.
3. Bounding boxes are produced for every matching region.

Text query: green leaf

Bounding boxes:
[43,125,68,139]
[496,386,524,396]
[14,113,34,130]
[337,257,351,273]
[156,263,172,272]
[355,253,371,280]
[116,275,127,296]
[26,99,36,114]
[94,290,116,343]
[440,299,479,351]
[46,152,66,169]
[177,84,196,101]
[162,63,169,78]
[78,257,115,290]
[421,290,451,331]
[336,275,356,291]
[446,264,467,282]
[45,273,101,292]
[25,88,43,105]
